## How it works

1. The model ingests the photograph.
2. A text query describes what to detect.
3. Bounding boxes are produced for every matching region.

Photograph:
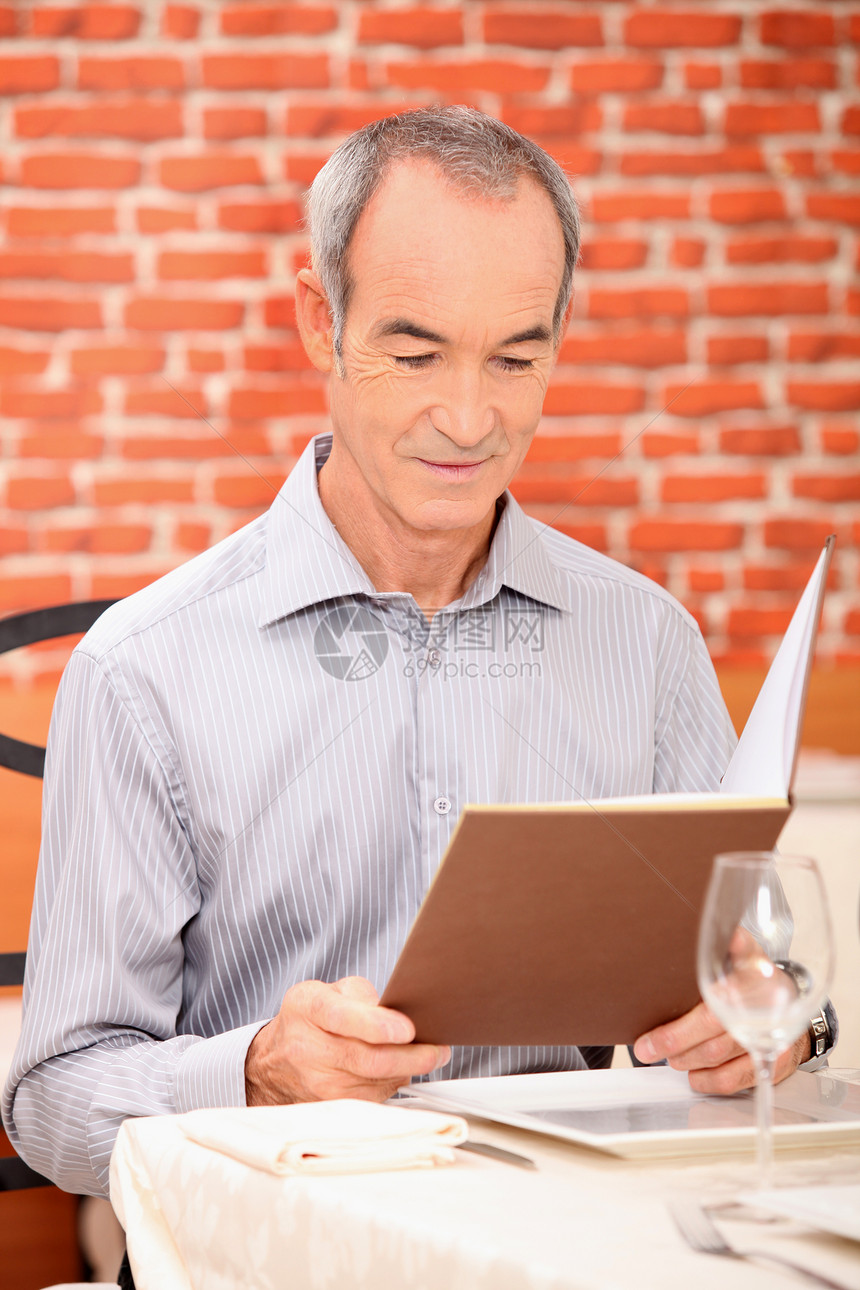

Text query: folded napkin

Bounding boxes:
[178,1099,468,1175]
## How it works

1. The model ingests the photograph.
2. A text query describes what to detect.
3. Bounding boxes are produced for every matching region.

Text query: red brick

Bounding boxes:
[484,9,601,49]
[77,57,184,91]
[641,431,701,457]
[720,425,801,456]
[93,477,195,505]
[162,5,199,38]
[157,251,267,281]
[124,386,206,419]
[220,3,336,35]
[71,346,164,375]
[726,235,838,264]
[0,575,74,612]
[806,194,860,226]
[629,520,744,552]
[662,473,766,503]
[624,11,741,47]
[228,386,326,419]
[263,296,296,329]
[740,58,836,89]
[620,146,764,177]
[590,191,690,221]
[579,238,648,271]
[0,296,101,330]
[728,606,795,638]
[511,474,639,507]
[670,238,705,267]
[0,526,29,555]
[684,62,721,89]
[188,349,225,373]
[560,327,687,367]
[849,289,860,316]
[779,149,819,179]
[136,207,197,233]
[498,103,599,138]
[743,562,833,592]
[42,523,153,555]
[709,189,787,223]
[707,335,769,365]
[844,612,860,637]
[213,473,285,508]
[386,59,550,93]
[525,433,623,463]
[788,332,860,362]
[725,102,820,135]
[764,518,837,550]
[832,150,860,176]
[358,5,462,47]
[570,58,662,94]
[217,201,303,234]
[6,475,75,509]
[243,343,313,372]
[125,298,243,331]
[688,567,725,592]
[850,15,860,44]
[821,424,860,455]
[842,107,860,136]
[661,382,764,417]
[121,429,268,459]
[0,346,50,374]
[282,153,329,186]
[20,153,140,189]
[19,428,102,458]
[89,570,172,599]
[0,251,133,283]
[175,521,210,551]
[551,522,607,551]
[0,388,102,419]
[788,383,860,412]
[285,100,431,137]
[760,10,836,47]
[623,102,704,135]
[528,139,602,176]
[202,54,329,90]
[0,6,17,36]
[542,383,645,416]
[15,100,183,140]
[0,57,59,94]
[793,472,860,502]
[587,288,689,320]
[203,107,267,141]
[707,282,828,316]
[159,155,264,192]
[30,4,140,38]
[6,206,116,237]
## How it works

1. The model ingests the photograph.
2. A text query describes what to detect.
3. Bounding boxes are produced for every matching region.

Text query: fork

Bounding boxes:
[669,1198,854,1290]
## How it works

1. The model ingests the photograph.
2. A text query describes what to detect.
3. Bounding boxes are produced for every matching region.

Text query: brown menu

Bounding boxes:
[381,538,834,1048]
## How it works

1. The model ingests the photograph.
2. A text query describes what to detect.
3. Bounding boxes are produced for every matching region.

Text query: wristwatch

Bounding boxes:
[776,960,837,1061]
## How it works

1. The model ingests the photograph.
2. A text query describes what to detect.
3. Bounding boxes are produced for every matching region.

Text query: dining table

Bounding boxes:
[109,1073,860,1290]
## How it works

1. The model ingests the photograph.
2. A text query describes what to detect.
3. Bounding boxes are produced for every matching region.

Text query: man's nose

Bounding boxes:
[429,370,496,446]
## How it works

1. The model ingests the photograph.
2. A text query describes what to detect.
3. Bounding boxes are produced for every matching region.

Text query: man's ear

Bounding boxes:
[295,268,335,373]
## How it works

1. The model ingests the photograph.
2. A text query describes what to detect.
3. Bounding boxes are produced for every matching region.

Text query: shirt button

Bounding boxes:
[433,795,452,816]
[428,649,441,667]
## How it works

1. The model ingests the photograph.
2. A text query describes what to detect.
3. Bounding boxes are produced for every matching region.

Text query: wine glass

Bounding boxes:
[697,851,834,1188]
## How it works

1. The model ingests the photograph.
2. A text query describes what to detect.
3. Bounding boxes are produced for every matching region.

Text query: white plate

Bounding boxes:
[400,1067,860,1160]
[739,1184,860,1243]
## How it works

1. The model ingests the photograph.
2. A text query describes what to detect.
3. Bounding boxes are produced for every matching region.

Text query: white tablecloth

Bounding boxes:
[110,1098,860,1290]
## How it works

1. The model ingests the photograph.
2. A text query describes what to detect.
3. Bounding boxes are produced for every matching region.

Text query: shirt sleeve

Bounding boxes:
[1,649,263,1198]
[652,611,737,794]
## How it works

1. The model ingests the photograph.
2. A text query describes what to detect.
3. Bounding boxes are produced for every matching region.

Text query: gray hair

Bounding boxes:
[306,105,580,367]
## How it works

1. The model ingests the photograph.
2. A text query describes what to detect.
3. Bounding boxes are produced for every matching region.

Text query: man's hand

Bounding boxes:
[633,1001,810,1095]
[245,976,451,1106]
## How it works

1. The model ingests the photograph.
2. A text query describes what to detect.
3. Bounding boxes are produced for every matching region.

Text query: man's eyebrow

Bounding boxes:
[373,319,554,347]
[373,318,448,344]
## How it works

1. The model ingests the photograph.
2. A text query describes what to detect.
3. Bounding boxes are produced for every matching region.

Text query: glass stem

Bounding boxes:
[752,1051,777,1188]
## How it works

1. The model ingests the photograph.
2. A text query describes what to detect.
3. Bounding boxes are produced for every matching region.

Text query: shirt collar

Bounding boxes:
[259,434,570,626]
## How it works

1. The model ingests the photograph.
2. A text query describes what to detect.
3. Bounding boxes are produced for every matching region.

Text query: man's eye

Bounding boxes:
[393,353,437,370]
[493,356,535,373]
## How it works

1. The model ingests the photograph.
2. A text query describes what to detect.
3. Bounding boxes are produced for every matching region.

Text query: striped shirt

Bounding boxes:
[3,433,736,1196]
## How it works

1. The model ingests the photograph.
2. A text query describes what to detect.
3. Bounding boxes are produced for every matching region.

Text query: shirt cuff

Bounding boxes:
[174,1021,269,1113]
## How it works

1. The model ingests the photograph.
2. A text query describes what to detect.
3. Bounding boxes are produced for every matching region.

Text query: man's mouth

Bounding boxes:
[416,459,486,481]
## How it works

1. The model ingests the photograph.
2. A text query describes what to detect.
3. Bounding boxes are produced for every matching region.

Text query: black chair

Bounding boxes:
[0,600,116,1191]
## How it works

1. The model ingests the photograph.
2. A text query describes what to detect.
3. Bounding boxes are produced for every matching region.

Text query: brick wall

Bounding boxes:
[0,0,858,684]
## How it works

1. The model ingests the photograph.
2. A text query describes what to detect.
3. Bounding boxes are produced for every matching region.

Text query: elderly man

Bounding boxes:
[3,107,823,1204]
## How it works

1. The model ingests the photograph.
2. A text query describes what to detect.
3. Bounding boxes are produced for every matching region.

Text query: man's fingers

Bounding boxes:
[304,979,415,1045]
[633,1000,724,1064]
